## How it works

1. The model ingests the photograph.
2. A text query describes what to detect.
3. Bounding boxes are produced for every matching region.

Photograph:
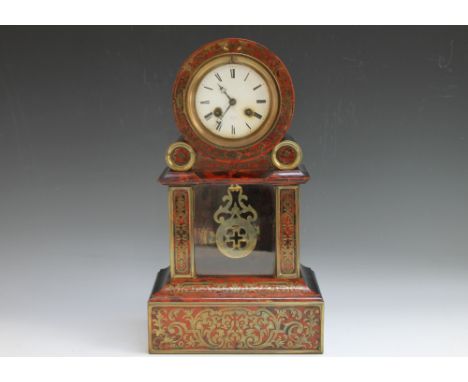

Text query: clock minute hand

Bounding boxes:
[221,103,231,118]
[215,103,232,128]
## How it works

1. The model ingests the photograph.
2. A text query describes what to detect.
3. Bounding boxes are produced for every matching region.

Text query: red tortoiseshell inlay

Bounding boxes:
[151,275,321,303]
[171,188,193,277]
[277,187,298,276]
[276,145,297,165]
[159,166,309,186]
[149,304,322,352]
[171,146,191,166]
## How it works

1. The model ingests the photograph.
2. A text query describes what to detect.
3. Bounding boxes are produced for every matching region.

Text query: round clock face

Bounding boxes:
[195,63,271,139]
[186,55,280,149]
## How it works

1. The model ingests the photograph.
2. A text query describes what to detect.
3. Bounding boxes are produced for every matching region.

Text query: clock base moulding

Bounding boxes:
[148,266,324,354]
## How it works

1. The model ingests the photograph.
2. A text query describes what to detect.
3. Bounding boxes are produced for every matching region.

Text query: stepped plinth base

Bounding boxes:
[148,265,324,354]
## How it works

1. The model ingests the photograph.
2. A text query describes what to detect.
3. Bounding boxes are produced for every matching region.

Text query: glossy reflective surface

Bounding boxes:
[194,184,275,275]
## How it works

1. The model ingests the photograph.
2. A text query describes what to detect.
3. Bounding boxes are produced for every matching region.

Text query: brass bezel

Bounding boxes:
[185,53,280,149]
[165,142,196,172]
[272,140,303,170]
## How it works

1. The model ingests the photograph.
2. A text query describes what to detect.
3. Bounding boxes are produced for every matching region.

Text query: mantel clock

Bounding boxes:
[148,38,324,353]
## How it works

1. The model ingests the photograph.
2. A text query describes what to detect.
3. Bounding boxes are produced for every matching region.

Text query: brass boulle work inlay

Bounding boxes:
[276,187,299,278]
[165,281,296,294]
[214,184,259,259]
[149,304,322,352]
[170,188,194,278]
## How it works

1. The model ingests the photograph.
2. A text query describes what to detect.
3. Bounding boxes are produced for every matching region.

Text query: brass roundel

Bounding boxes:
[271,140,303,170]
[165,142,196,171]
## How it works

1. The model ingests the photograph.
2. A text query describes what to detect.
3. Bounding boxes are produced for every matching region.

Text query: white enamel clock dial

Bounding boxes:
[194,63,271,139]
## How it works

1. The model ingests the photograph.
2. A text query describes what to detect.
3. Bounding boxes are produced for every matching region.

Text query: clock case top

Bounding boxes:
[172,37,296,173]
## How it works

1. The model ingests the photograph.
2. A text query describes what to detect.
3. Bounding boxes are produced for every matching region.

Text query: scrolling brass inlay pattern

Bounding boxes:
[213,184,259,259]
[277,187,298,277]
[165,281,294,294]
[171,188,193,277]
[150,305,322,352]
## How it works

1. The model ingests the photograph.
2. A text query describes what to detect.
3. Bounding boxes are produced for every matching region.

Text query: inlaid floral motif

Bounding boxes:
[172,188,192,276]
[277,188,297,276]
[150,305,322,352]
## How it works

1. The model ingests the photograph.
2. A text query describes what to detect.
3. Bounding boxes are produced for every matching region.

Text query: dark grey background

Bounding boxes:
[1,26,467,355]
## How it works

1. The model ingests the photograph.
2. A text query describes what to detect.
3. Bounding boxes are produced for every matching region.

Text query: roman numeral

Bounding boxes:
[245,122,251,130]
[256,99,266,104]
[200,100,210,104]
[230,68,235,78]
[253,112,262,119]
[231,125,235,135]
[204,112,213,120]
[215,73,222,82]
[204,86,213,90]
[216,121,222,131]
[253,84,262,91]
[244,72,250,82]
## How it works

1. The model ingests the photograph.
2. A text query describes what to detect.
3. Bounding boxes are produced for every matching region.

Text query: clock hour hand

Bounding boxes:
[218,84,237,106]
